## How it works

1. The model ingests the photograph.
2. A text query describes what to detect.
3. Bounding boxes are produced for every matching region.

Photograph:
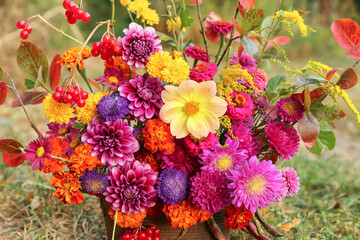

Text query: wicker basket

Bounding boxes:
[100,197,232,240]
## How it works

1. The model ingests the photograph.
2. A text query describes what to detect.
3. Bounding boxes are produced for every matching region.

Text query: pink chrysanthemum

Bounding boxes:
[282,167,300,197]
[185,45,210,62]
[226,92,254,121]
[265,121,300,160]
[199,138,247,174]
[228,156,283,213]
[104,160,158,214]
[189,62,218,82]
[46,118,75,137]
[246,67,269,91]
[229,52,257,69]
[64,128,83,156]
[183,133,218,157]
[95,68,129,91]
[157,139,199,176]
[81,117,139,166]
[275,179,289,202]
[119,74,164,122]
[119,23,162,69]
[276,97,304,122]
[24,134,52,170]
[190,171,231,213]
[211,20,233,34]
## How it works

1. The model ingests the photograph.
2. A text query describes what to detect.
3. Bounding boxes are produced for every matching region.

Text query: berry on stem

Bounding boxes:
[24,25,32,34]
[17,20,26,29]
[82,12,91,23]
[20,30,29,40]
[52,92,62,101]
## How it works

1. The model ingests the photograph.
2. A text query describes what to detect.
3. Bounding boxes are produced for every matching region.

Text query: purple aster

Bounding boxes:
[282,167,300,197]
[119,23,162,69]
[104,160,158,214]
[229,52,257,69]
[199,138,247,174]
[64,128,84,156]
[81,117,139,167]
[158,168,189,205]
[95,68,129,91]
[119,74,164,122]
[228,156,283,213]
[265,121,300,161]
[80,169,110,195]
[276,97,304,123]
[97,93,130,122]
[46,118,75,137]
[190,171,231,213]
[133,127,144,146]
[24,134,52,170]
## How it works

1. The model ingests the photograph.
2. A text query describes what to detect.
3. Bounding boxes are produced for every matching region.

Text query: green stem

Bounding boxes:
[195,0,210,62]
[110,0,115,23]
[127,10,135,22]
[215,34,225,64]
[111,210,118,240]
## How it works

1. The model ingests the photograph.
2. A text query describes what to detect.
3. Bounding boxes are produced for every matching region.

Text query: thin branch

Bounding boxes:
[195,0,210,62]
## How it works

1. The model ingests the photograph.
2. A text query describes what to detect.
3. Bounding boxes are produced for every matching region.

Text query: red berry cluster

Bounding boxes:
[62,0,91,24]
[17,20,32,40]
[120,226,161,240]
[91,35,122,65]
[52,86,88,108]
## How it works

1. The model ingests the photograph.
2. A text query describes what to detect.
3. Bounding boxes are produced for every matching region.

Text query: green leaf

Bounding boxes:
[242,8,265,32]
[73,123,85,129]
[17,41,49,89]
[307,137,323,155]
[241,37,258,55]
[77,66,93,93]
[179,9,193,28]
[318,130,336,150]
[157,32,175,42]
[184,39,193,50]
[0,66,3,81]
[266,75,286,92]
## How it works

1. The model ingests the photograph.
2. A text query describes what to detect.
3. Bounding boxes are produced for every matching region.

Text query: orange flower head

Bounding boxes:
[68,144,101,175]
[143,118,175,155]
[58,47,92,72]
[109,207,146,228]
[134,149,160,172]
[42,136,68,174]
[104,56,136,79]
[224,205,253,229]
[50,172,83,205]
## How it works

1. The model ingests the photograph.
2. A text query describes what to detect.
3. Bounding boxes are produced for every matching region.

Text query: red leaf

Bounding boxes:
[0,139,24,155]
[3,153,26,167]
[237,3,247,17]
[239,0,256,10]
[325,68,343,81]
[266,36,292,48]
[304,87,311,113]
[345,43,360,59]
[298,113,320,144]
[238,43,244,61]
[11,91,47,108]
[49,54,61,90]
[232,18,246,36]
[336,68,358,89]
[331,18,360,50]
[0,82,7,105]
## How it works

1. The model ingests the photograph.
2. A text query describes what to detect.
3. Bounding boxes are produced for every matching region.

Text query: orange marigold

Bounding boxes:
[58,47,92,72]
[68,144,101,174]
[104,56,136,79]
[143,118,175,155]
[223,205,253,229]
[42,136,68,174]
[134,149,160,172]
[50,172,83,205]
[109,207,146,228]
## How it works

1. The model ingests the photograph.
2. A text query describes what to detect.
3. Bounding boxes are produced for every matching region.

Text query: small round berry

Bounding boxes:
[112,45,122,56]
[68,1,78,12]
[146,228,154,237]
[65,10,73,18]
[63,0,71,9]
[121,233,131,240]
[100,54,107,60]
[64,94,73,103]
[76,99,86,107]
[67,15,77,24]
[145,236,152,240]
[17,20,26,29]
[52,92,62,101]
[154,228,160,236]
[102,43,110,50]
[20,30,29,40]
[110,38,117,47]
[55,87,64,93]
[74,9,84,20]
[137,231,147,240]
[91,49,100,57]
[82,12,91,23]
[153,236,161,240]
[92,42,102,50]
[24,25,32,34]
[106,57,114,66]
[102,35,111,44]
[80,91,88,99]
[72,90,80,100]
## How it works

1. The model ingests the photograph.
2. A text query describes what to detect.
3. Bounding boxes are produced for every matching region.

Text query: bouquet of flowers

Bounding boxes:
[1,0,359,239]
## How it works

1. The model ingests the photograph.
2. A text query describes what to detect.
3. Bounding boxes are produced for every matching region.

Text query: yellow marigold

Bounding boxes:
[68,144,101,174]
[109,207,146,228]
[120,0,130,7]
[274,10,315,37]
[104,56,136,79]
[58,47,92,72]
[166,16,183,32]
[146,51,190,85]
[127,0,150,18]
[141,7,159,26]
[172,50,183,59]
[43,94,75,124]
[76,92,108,125]
[50,172,83,205]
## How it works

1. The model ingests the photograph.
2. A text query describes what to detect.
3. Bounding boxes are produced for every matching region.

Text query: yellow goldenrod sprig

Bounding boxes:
[273,10,315,37]
[270,58,305,76]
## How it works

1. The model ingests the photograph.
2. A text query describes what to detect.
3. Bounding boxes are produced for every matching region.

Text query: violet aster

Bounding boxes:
[97,93,130,122]
[119,23,162,69]
[95,67,129,91]
[276,97,304,123]
[282,167,300,196]
[24,134,52,170]
[80,169,110,195]
[81,117,139,166]
[190,170,231,213]
[158,168,189,205]
[229,52,257,69]
[118,74,164,122]
[104,160,158,214]
[228,156,283,213]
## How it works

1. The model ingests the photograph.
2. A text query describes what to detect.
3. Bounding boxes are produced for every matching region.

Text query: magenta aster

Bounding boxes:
[190,170,231,213]
[95,68,129,91]
[275,179,289,202]
[226,92,254,121]
[246,67,269,92]
[185,45,210,62]
[211,20,233,34]
[119,23,162,69]
[24,134,52,170]
[104,160,158,214]
[228,156,283,213]
[282,167,300,197]
[229,52,257,69]
[119,74,164,122]
[81,117,139,166]
[276,97,304,122]
[183,133,218,157]
[46,118,75,137]
[265,121,300,160]
[64,128,83,156]
[189,62,218,82]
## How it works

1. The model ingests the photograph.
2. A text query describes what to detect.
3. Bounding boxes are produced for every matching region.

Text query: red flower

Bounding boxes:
[224,205,253,229]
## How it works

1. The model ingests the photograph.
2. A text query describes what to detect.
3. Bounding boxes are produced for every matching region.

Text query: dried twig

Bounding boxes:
[195,0,210,62]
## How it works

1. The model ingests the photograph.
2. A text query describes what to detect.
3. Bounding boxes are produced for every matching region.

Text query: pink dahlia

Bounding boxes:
[119,23,162,69]
[157,139,200,176]
[228,156,283,212]
[189,62,218,82]
[265,121,300,160]
[229,52,257,69]
[246,67,269,92]
[199,138,247,174]
[282,167,300,196]
[226,92,254,121]
[276,97,304,122]
[95,68,129,91]
[183,133,218,157]
[190,171,231,213]
[24,134,52,170]
[104,160,158,214]
[81,117,139,166]
[118,74,164,122]
[211,20,233,34]
[185,45,210,62]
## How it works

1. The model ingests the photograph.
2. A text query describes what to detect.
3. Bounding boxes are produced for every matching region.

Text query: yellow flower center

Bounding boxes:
[57,128,68,135]
[108,76,119,84]
[70,139,80,149]
[234,94,246,107]
[195,63,208,71]
[91,182,101,190]
[283,102,297,115]
[215,154,233,171]
[246,175,267,196]
[36,147,45,158]
[184,101,200,115]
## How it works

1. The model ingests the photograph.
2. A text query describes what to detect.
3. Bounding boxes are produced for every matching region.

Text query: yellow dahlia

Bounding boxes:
[43,94,75,124]
[160,80,227,139]
[76,92,108,125]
